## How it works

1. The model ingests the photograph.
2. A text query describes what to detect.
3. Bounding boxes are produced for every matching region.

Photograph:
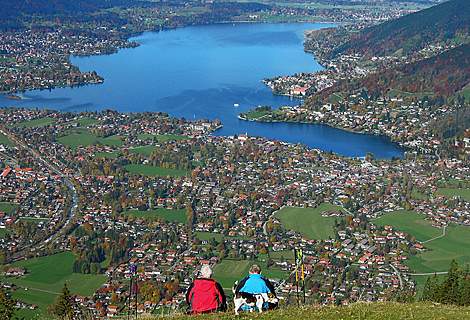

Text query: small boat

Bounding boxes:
[234,103,239,107]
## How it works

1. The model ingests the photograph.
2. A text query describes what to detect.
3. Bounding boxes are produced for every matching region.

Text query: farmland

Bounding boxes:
[2,252,107,318]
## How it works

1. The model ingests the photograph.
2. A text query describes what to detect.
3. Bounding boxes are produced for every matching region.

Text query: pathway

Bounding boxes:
[421,225,447,244]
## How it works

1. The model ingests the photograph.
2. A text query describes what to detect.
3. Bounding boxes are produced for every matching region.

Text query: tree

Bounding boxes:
[55,284,74,319]
[438,259,460,305]
[459,264,470,306]
[0,289,23,320]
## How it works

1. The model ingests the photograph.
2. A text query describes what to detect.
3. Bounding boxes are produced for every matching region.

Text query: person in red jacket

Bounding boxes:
[186,264,227,314]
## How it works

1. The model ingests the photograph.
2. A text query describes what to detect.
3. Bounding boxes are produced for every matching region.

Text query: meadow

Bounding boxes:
[274,203,345,240]
[0,202,19,214]
[372,210,441,242]
[124,164,190,177]
[57,131,127,149]
[404,224,470,273]
[9,117,54,128]
[3,252,107,319]
[0,133,14,146]
[435,188,470,202]
[373,211,470,273]
[212,259,251,289]
[137,134,188,141]
[126,208,187,223]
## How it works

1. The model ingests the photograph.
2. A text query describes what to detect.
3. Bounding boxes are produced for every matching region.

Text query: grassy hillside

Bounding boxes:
[129,302,470,320]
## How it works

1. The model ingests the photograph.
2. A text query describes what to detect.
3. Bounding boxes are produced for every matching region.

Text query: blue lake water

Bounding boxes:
[0,22,406,158]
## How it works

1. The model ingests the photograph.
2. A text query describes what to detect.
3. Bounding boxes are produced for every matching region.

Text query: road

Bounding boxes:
[421,225,447,244]
[390,263,403,288]
[0,128,79,251]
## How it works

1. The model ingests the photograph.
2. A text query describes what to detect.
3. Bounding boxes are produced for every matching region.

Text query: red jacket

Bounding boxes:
[186,278,226,314]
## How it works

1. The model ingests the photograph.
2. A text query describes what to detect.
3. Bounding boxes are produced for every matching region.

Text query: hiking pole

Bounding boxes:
[128,264,134,320]
[300,250,305,305]
[294,248,299,306]
[134,263,138,320]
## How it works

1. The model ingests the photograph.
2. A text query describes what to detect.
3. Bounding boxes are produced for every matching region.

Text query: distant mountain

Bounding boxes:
[324,0,470,58]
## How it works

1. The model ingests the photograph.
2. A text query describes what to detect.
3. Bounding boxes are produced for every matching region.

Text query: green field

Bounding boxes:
[57,132,127,149]
[94,151,117,159]
[3,252,107,319]
[137,134,188,141]
[435,188,470,202]
[404,225,470,273]
[0,202,19,214]
[129,145,160,155]
[19,218,48,224]
[212,260,251,289]
[274,203,345,240]
[9,118,54,128]
[75,118,100,127]
[126,208,187,223]
[124,164,190,177]
[373,210,441,242]
[269,250,295,262]
[0,133,14,146]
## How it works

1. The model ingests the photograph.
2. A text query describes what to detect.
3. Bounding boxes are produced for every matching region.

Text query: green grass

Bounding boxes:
[19,218,48,224]
[9,118,54,128]
[0,133,14,146]
[75,118,100,127]
[126,208,187,223]
[137,134,188,141]
[93,151,117,159]
[274,203,345,240]
[3,252,107,319]
[246,111,266,119]
[212,260,251,289]
[194,232,225,242]
[372,210,441,242]
[435,188,470,202]
[405,224,470,273]
[133,302,470,320]
[124,164,190,177]
[269,250,295,262]
[0,228,10,238]
[57,132,127,149]
[129,145,161,155]
[0,202,19,214]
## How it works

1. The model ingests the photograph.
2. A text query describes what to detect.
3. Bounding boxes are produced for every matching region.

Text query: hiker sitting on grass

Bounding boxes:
[186,264,227,315]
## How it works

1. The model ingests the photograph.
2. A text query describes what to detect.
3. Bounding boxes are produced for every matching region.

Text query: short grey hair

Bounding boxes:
[200,264,213,278]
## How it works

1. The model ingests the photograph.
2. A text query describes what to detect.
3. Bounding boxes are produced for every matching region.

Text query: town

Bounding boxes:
[0,105,468,317]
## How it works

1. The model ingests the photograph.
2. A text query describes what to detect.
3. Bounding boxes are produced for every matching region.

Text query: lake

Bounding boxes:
[0,22,406,158]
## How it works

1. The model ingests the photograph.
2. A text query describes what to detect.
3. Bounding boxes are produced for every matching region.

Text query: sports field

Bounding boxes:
[126,208,187,223]
[274,203,345,240]
[124,164,190,177]
[373,210,441,242]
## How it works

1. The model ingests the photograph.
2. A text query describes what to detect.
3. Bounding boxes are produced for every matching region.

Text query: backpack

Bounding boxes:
[187,278,224,314]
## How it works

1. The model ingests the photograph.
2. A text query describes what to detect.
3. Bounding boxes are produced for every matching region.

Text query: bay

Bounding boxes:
[0,22,406,158]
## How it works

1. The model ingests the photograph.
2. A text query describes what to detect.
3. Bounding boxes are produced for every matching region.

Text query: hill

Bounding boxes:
[309,0,470,58]
[101,302,470,320]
